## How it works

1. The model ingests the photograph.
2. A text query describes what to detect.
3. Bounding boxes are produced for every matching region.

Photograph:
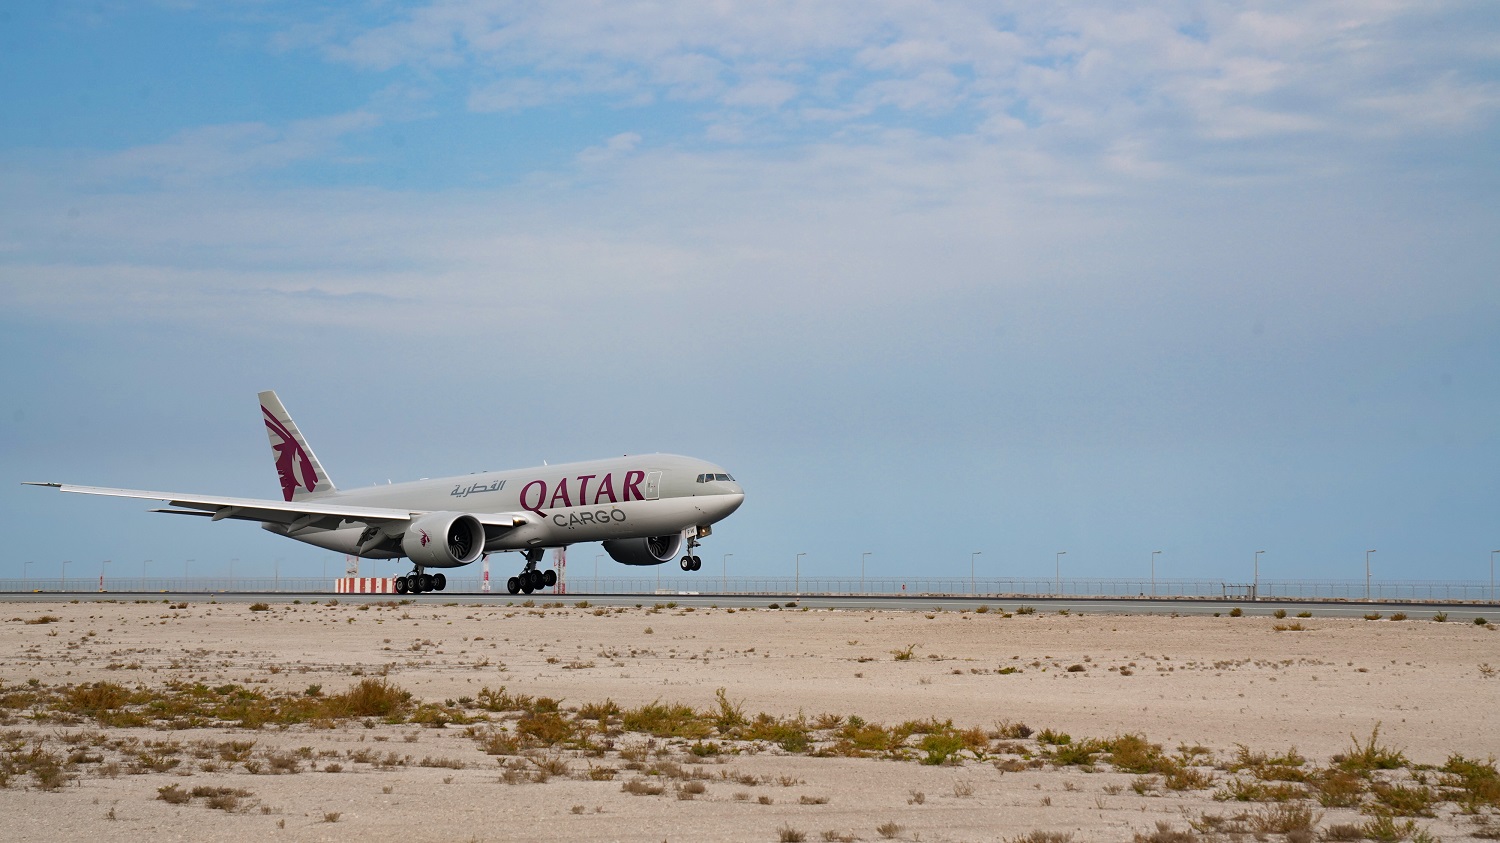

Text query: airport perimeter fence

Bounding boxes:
[3,575,1497,603]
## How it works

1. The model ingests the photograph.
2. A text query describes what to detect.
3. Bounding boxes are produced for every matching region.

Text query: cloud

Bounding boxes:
[90,111,382,187]
[576,132,642,165]
[276,1,1500,190]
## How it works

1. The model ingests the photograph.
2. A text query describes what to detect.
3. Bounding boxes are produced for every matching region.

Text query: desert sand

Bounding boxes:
[1,598,1496,842]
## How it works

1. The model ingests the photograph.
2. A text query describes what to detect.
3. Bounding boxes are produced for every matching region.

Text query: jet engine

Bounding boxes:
[401,512,484,567]
[602,533,684,566]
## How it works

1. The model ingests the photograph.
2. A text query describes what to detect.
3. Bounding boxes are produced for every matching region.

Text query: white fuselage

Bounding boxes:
[263,453,744,562]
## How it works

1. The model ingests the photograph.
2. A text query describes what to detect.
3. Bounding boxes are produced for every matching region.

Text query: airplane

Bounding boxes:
[25,390,744,595]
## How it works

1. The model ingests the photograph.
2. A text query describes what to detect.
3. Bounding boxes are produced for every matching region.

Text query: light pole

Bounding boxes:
[595,554,603,592]
[23,560,31,586]
[100,559,111,592]
[1365,550,1375,600]
[230,557,238,590]
[143,558,152,584]
[970,552,981,594]
[861,552,870,594]
[1492,550,1499,602]
[1151,550,1161,597]
[1055,551,1066,595]
[795,553,805,596]
[1254,550,1264,601]
[274,558,281,592]
[61,560,69,590]
[185,559,193,585]
[722,553,731,593]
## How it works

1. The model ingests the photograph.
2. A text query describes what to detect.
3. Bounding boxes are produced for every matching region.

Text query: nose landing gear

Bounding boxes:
[506,548,558,595]
[680,535,703,571]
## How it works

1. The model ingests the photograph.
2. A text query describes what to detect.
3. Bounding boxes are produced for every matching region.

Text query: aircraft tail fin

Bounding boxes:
[258,390,337,501]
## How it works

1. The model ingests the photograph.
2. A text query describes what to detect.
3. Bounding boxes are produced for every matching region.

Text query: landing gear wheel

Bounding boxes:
[681,556,694,572]
[521,577,535,594]
[417,573,432,592]
[433,573,447,591]
[542,569,557,588]
[506,576,520,595]
[395,576,409,594]
[692,555,702,571]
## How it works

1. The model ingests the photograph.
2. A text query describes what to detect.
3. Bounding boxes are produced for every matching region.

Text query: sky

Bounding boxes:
[2,1,1498,588]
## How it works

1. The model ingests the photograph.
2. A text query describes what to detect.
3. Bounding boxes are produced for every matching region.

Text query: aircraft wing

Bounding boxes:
[22,483,529,530]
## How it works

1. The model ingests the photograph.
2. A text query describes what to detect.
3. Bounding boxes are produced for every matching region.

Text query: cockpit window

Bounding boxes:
[715,473,734,481]
[696,473,736,483]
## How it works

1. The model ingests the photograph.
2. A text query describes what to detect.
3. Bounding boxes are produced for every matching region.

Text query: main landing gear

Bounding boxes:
[680,535,702,571]
[394,568,446,594]
[506,548,558,595]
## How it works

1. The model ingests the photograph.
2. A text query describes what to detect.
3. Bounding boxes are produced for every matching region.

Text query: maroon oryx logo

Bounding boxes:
[419,529,431,547]
[263,406,319,502]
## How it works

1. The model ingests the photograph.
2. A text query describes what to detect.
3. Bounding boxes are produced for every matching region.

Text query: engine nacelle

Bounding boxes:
[401,512,485,568]
[602,533,684,567]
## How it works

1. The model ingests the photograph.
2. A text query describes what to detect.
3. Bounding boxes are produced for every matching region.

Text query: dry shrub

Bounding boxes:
[623,700,707,738]
[1361,815,1417,842]
[264,750,300,774]
[578,699,621,723]
[1370,782,1438,817]
[1104,734,1162,773]
[1439,755,1500,809]
[517,711,575,746]
[1133,822,1195,843]
[66,682,131,713]
[1216,779,1304,802]
[1162,764,1216,791]
[529,754,568,779]
[332,678,411,718]
[1313,770,1366,807]
[1248,802,1319,834]
[472,728,519,756]
[1338,725,1408,774]
[621,778,664,796]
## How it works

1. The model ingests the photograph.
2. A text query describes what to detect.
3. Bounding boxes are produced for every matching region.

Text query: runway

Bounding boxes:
[2,590,1493,620]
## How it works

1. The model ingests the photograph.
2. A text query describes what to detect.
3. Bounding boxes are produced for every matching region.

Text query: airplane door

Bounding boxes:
[644,471,662,500]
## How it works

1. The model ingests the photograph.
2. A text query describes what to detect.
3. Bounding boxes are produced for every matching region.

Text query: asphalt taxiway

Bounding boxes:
[2,590,1494,620]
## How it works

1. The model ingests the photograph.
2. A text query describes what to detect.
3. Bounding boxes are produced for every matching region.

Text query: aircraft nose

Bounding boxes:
[702,491,744,521]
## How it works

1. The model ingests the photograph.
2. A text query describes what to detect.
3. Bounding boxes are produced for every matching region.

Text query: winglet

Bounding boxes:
[258,391,337,502]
